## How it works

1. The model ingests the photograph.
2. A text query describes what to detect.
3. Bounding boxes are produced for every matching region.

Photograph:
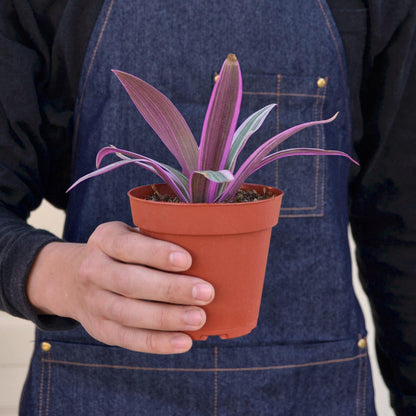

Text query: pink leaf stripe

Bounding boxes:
[68,146,189,202]
[112,70,199,176]
[219,114,346,201]
[197,54,242,202]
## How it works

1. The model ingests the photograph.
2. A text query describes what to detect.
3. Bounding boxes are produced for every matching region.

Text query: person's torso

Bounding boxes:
[22,1,376,414]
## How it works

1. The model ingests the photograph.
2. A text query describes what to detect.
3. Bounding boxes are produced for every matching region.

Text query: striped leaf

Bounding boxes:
[68,147,190,202]
[112,70,199,176]
[219,114,345,201]
[225,103,276,171]
[190,170,234,203]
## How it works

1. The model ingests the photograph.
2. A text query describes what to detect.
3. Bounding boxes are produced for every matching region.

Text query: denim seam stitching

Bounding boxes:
[363,350,368,416]
[244,92,326,99]
[45,351,51,416]
[319,82,327,216]
[356,352,362,416]
[73,0,115,148]
[314,83,322,212]
[275,74,281,188]
[214,347,218,416]
[41,352,366,372]
[280,81,327,217]
[316,0,352,142]
[237,75,330,216]
[38,352,45,416]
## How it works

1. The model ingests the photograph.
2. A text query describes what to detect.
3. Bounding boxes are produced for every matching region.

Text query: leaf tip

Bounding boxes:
[227,53,238,63]
[111,69,125,81]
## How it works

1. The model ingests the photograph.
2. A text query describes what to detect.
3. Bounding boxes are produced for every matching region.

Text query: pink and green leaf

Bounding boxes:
[257,148,359,172]
[97,146,190,201]
[196,54,242,202]
[66,159,140,193]
[218,114,351,201]
[67,147,190,202]
[198,54,242,171]
[225,103,276,172]
[112,70,199,176]
[190,170,234,203]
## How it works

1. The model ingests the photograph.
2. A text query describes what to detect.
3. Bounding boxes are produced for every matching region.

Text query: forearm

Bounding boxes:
[0,206,78,329]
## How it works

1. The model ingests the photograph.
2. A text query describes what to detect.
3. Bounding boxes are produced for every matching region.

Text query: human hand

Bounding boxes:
[27,221,215,354]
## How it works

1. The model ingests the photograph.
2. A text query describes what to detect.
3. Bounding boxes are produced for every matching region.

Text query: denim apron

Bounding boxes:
[21,1,377,414]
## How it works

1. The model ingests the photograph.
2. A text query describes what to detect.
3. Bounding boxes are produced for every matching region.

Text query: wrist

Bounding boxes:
[27,241,83,320]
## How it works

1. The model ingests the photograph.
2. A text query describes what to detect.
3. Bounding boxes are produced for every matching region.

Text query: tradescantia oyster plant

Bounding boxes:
[68,54,357,202]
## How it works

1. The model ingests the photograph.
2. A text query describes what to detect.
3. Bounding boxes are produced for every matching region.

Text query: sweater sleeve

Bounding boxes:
[0,0,95,330]
[349,1,416,413]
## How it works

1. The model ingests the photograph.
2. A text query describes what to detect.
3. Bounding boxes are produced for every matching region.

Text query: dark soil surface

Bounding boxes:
[146,185,274,203]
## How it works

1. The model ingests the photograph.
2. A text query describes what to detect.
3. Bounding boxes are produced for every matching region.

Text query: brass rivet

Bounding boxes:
[317,77,327,88]
[214,72,220,83]
[358,338,367,349]
[41,342,52,352]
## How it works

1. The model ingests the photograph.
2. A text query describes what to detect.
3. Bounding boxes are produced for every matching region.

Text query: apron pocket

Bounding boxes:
[216,337,374,415]
[238,73,330,218]
[28,336,374,415]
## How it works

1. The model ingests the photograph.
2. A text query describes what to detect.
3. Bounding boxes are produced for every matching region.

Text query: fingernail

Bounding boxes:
[171,335,192,350]
[169,252,190,269]
[192,284,214,302]
[185,309,204,326]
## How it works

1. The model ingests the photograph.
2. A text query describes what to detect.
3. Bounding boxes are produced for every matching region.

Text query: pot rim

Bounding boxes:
[128,183,284,235]
[128,183,283,206]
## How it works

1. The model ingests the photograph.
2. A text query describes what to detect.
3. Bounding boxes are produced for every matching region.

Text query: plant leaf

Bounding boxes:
[198,54,242,171]
[190,170,234,203]
[66,159,140,193]
[112,70,199,176]
[96,146,189,189]
[67,149,190,202]
[256,148,359,172]
[196,54,242,203]
[219,114,344,201]
[96,146,190,201]
[225,103,276,172]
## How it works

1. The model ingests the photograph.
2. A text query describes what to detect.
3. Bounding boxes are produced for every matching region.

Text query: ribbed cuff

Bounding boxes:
[1,226,78,331]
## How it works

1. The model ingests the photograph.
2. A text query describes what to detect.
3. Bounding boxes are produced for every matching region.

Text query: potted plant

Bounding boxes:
[68,54,357,340]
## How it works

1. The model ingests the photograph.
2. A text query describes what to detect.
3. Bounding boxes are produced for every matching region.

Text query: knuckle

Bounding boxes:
[145,333,158,353]
[89,222,110,244]
[78,256,94,284]
[110,234,128,259]
[157,307,170,329]
[108,298,127,322]
[163,278,178,301]
[89,222,125,248]
[118,328,131,348]
[143,238,175,269]
[110,269,131,295]
[91,320,112,345]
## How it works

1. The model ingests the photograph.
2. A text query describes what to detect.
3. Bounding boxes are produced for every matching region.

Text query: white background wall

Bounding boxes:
[0,201,394,415]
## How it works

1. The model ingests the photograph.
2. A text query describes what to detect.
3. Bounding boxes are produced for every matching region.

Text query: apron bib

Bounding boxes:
[21,1,376,414]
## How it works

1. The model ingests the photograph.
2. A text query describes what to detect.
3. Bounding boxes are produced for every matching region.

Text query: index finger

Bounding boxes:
[90,222,192,271]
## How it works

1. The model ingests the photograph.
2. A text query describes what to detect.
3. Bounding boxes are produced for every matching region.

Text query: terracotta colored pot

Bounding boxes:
[128,183,283,341]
